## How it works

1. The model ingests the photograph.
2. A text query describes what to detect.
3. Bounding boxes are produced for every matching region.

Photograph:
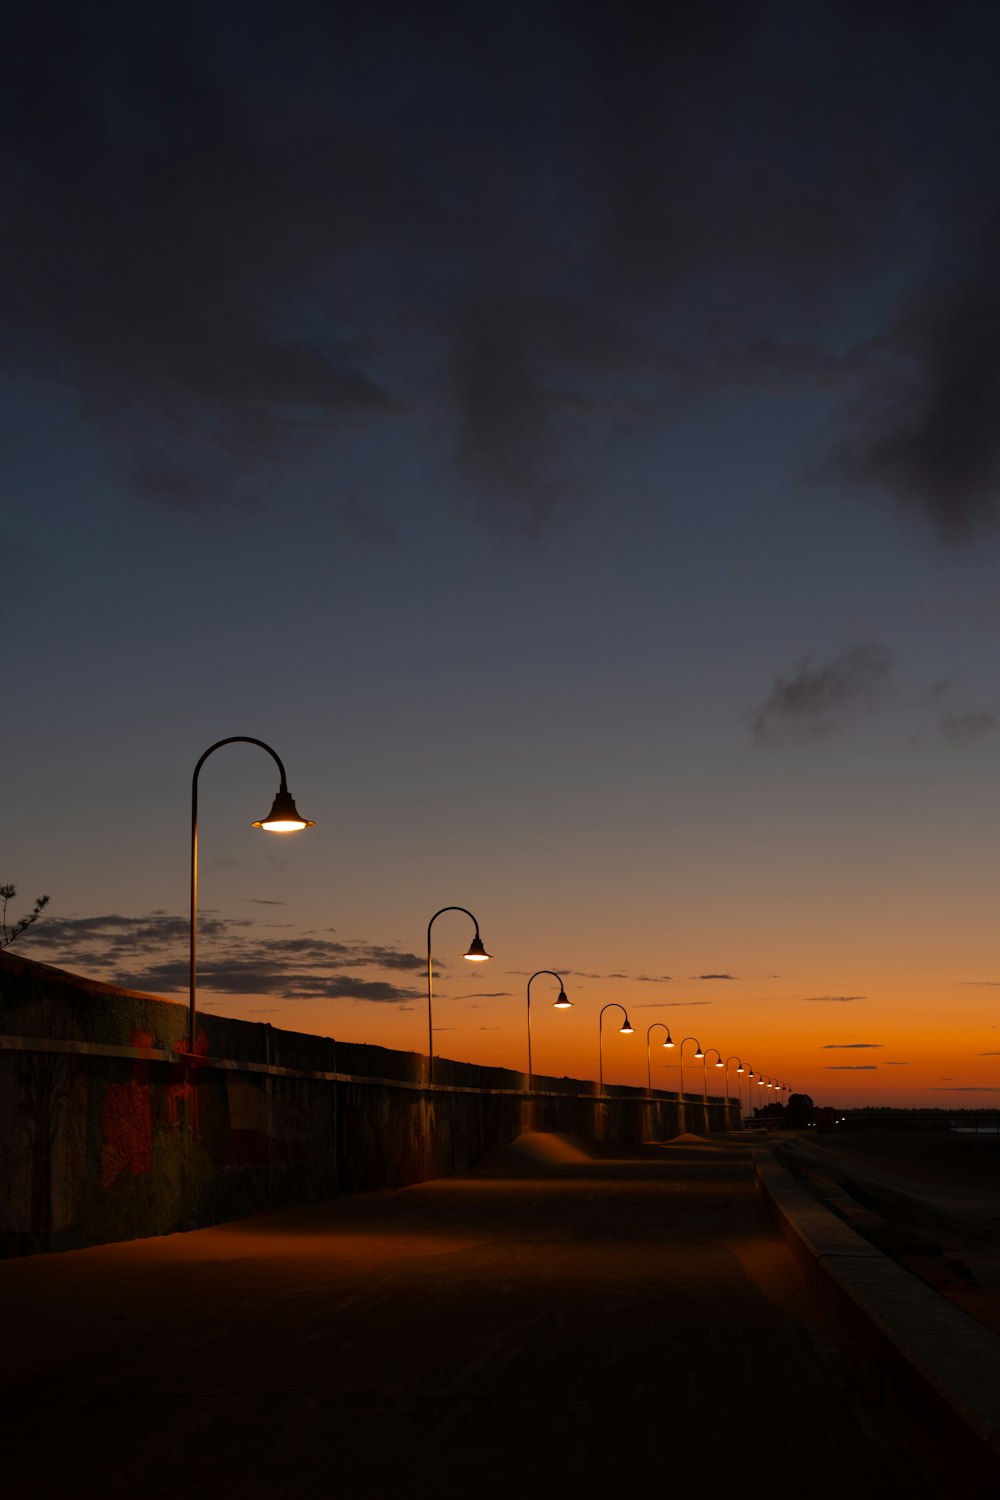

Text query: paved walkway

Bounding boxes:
[2,1133,934,1498]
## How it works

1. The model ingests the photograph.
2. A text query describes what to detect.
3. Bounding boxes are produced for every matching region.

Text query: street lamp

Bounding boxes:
[645,1023,674,1096]
[188,736,314,1055]
[526,970,571,1092]
[426,906,491,1085]
[677,1036,704,1102]
[703,1047,724,1105]
[599,1003,634,1093]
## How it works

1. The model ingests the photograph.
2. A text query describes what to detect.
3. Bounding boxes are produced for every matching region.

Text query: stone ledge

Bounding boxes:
[755,1150,1000,1492]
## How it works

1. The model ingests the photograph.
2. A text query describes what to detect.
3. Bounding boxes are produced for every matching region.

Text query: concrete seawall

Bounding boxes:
[0,951,736,1255]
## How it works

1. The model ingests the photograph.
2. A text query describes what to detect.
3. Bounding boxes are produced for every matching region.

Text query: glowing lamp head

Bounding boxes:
[553,990,572,1009]
[252,789,315,832]
[619,1016,634,1035]
[737,1064,744,1074]
[715,1059,724,1068]
[694,1047,704,1059]
[464,933,491,961]
[663,1032,675,1049]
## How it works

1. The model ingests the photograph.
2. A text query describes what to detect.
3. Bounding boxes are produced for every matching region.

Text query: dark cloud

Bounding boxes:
[21,911,423,1004]
[451,289,664,533]
[635,975,673,982]
[938,711,997,744]
[697,973,737,981]
[821,1042,883,1049]
[803,996,865,1002]
[0,3,407,513]
[752,644,892,743]
[979,1052,1000,1057]
[835,218,1000,543]
[2,2,995,539]
[826,1065,878,1070]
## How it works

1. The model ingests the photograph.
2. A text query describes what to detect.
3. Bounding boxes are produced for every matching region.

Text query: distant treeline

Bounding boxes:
[839,1107,1000,1131]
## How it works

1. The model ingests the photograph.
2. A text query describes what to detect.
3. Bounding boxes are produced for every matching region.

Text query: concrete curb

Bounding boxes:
[754,1150,1000,1493]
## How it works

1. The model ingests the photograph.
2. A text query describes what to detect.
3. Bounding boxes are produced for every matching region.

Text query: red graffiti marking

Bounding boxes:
[100,1030,155,1187]
[168,1026,208,1134]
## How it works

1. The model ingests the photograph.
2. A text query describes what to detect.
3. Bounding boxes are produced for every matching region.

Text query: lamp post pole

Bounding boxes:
[645,1024,674,1096]
[599,1003,634,1093]
[724,1056,744,1130]
[526,970,571,1092]
[189,736,314,1057]
[426,906,490,1086]
[677,1036,704,1104]
[703,1047,723,1106]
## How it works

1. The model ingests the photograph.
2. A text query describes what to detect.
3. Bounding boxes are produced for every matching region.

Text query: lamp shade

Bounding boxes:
[464,933,491,961]
[553,990,572,1009]
[619,1017,634,1035]
[252,789,315,832]
[663,1033,674,1048]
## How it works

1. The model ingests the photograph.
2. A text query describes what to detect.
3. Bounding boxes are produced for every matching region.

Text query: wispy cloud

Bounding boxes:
[803,995,865,1003]
[752,643,892,744]
[821,1042,883,1049]
[928,1085,1000,1092]
[826,1065,878,1070]
[938,710,997,744]
[697,973,737,981]
[449,992,513,1000]
[21,912,425,1004]
[631,1001,712,1009]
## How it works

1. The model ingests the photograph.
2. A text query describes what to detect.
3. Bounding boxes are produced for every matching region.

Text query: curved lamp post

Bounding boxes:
[703,1047,724,1105]
[677,1036,704,1102]
[189,736,314,1055]
[645,1023,674,1096]
[724,1056,744,1128]
[426,906,490,1085]
[599,1003,634,1093]
[526,970,571,1092]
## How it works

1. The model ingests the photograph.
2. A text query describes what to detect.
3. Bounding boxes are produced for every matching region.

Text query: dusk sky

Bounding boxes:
[6,1,1000,1107]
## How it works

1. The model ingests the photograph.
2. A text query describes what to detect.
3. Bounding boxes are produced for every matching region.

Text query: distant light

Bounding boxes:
[252,789,315,832]
[464,934,491,961]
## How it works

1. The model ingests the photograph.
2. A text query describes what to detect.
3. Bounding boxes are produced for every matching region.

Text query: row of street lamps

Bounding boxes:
[186,737,790,1113]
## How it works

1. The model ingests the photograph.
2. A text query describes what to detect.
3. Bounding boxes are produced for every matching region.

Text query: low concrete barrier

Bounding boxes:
[755,1151,1000,1495]
[0,951,736,1255]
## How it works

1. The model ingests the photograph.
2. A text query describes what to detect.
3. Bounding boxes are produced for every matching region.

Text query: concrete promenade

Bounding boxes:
[1,1133,948,1497]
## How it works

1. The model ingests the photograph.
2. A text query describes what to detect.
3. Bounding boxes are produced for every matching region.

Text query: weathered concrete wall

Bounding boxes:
[0,950,737,1257]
